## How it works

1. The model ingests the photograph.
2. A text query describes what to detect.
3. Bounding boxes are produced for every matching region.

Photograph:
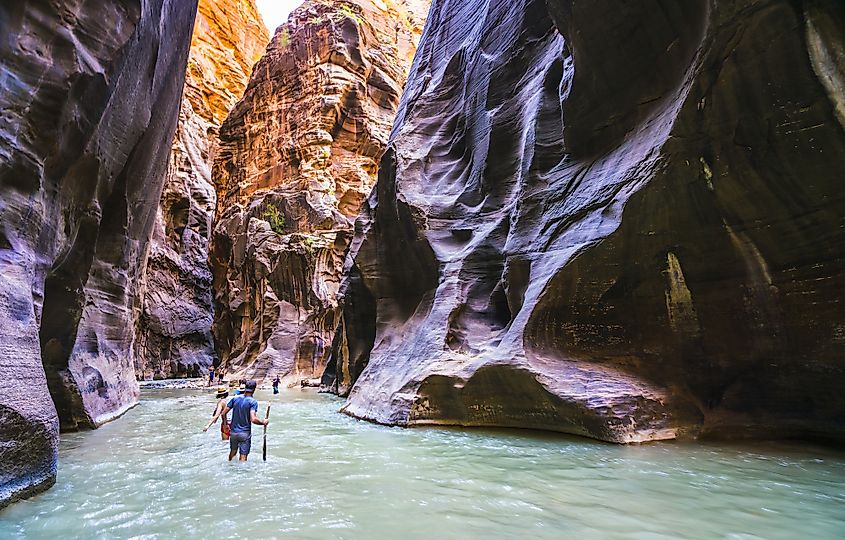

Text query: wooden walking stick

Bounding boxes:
[262,405,270,461]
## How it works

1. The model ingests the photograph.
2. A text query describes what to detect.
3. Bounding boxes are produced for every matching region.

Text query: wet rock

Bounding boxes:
[331,0,845,443]
[135,0,269,380]
[211,0,429,385]
[0,0,197,507]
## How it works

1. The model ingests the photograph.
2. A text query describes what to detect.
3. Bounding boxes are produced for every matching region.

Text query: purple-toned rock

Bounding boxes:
[327,0,845,443]
[0,0,196,507]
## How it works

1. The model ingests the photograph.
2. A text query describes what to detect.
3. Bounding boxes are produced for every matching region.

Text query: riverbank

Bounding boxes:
[138,378,207,390]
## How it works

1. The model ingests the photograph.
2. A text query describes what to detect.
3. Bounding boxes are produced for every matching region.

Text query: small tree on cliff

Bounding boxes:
[263,203,286,235]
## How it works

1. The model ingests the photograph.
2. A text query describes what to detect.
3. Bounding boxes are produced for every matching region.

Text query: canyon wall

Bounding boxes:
[327,0,845,443]
[211,0,429,385]
[0,0,197,507]
[135,0,268,380]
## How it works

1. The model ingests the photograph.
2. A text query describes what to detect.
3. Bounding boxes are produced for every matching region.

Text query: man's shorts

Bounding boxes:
[229,431,251,455]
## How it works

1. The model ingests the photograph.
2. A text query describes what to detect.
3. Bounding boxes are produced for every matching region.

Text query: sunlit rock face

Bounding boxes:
[186,0,271,127]
[329,0,845,443]
[135,0,268,380]
[0,0,197,507]
[211,0,429,385]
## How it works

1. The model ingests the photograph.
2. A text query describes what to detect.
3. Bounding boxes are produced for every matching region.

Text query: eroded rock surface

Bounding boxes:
[328,0,845,443]
[185,0,270,126]
[135,0,269,380]
[0,0,197,506]
[211,0,429,385]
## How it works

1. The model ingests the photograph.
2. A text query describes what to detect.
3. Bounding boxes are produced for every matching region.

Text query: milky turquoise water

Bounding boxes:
[1,389,843,539]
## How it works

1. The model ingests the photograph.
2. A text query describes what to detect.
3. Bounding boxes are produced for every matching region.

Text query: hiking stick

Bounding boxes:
[262,405,270,461]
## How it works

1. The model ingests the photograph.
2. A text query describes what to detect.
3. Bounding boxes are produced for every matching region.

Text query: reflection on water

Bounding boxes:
[1,389,844,539]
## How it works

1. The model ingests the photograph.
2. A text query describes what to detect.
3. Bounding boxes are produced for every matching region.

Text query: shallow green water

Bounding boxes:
[1,389,844,539]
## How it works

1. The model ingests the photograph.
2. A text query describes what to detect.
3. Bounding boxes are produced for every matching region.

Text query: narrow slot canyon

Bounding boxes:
[1,0,844,537]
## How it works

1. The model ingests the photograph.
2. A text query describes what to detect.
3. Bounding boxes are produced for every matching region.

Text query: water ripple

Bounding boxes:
[1,389,844,539]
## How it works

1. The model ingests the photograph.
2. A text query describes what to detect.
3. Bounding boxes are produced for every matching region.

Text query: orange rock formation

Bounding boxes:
[188,0,270,124]
[136,0,269,380]
[211,0,429,385]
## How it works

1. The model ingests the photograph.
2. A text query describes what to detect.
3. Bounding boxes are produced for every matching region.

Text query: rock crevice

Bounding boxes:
[135,0,269,380]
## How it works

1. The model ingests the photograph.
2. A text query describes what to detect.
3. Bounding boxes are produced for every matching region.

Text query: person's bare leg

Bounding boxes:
[240,454,248,462]
[228,448,237,461]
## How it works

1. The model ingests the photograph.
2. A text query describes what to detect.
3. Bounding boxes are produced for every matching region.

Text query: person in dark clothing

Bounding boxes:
[272,376,280,394]
[208,367,215,386]
[220,380,268,461]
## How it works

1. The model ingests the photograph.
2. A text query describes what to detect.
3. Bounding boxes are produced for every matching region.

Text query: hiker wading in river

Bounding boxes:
[219,380,269,461]
[202,387,230,441]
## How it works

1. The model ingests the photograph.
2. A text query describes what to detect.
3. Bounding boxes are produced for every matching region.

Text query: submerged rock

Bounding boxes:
[0,0,197,506]
[211,0,429,386]
[329,0,845,443]
[135,0,269,381]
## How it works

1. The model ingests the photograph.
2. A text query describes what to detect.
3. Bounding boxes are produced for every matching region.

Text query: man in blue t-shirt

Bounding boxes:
[220,380,269,461]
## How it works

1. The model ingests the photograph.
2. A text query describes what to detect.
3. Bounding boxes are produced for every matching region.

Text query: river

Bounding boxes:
[1,389,843,539]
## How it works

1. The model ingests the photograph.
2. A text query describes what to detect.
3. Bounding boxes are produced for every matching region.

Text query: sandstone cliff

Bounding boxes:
[186,0,270,126]
[135,0,269,380]
[0,0,197,507]
[211,0,429,385]
[327,0,845,443]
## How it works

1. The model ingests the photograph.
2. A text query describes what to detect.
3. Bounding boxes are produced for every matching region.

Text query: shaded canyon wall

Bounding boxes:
[0,0,197,507]
[135,0,269,380]
[327,0,845,443]
[211,0,429,385]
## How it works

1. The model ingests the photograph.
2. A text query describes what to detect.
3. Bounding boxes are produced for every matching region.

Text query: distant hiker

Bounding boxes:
[202,387,231,441]
[272,376,280,394]
[217,371,224,384]
[220,380,269,461]
[208,367,215,386]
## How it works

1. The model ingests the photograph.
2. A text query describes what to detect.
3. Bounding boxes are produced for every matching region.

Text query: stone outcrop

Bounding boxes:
[185,0,270,127]
[211,0,429,385]
[326,0,845,443]
[135,0,269,380]
[0,0,197,506]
